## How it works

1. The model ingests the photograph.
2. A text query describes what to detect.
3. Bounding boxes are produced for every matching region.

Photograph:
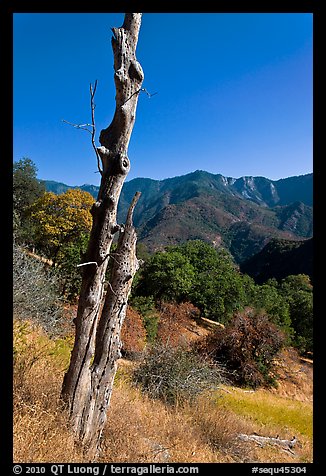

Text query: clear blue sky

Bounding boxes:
[13,13,313,186]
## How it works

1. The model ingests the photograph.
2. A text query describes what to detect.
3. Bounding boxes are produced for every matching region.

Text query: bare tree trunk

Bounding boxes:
[61,13,144,456]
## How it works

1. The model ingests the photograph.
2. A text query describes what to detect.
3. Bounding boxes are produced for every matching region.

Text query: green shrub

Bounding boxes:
[13,158,45,246]
[136,250,196,302]
[279,275,313,355]
[134,240,252,324]
[55,232,89,301]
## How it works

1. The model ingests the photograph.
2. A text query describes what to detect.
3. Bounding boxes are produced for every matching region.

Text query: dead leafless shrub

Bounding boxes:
[13,242,63,335]
[133,342,227,405]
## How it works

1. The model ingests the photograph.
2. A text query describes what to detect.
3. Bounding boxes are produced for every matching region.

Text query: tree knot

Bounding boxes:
[128,60,144,83]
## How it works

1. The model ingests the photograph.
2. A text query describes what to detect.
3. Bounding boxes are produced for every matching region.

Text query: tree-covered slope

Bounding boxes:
[240,238,313,284]
[42,170,313,262]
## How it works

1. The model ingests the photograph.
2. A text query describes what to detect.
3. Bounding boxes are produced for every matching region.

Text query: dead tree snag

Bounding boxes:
[61,13,144,456]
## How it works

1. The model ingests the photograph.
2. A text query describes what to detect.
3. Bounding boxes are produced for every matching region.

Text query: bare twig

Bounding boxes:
[282,447,297,456]
[140,87,158,98]
[62,119,93,134]
[123,87,158,106]
[89,80,103,176]
[62,79,103,176]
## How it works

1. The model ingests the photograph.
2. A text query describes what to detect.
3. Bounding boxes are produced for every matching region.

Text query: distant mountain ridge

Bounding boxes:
[42,170,313,263]
[42,171,313,207]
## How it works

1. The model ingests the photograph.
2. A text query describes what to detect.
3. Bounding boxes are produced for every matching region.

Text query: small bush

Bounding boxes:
[13,242,63,334]
[197,308,286,388]
[156,302,201,348]
[133,343,226,405]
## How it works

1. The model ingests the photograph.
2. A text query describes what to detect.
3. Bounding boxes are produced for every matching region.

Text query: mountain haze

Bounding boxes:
[42,170,313,263]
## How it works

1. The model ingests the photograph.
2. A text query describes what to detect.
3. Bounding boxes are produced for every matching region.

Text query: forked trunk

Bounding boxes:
[61,13,144,456]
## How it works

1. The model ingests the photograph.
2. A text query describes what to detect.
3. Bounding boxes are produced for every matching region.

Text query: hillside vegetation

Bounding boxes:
[13,316,312,463]
[43,170,313,263]
[241,238,313,284]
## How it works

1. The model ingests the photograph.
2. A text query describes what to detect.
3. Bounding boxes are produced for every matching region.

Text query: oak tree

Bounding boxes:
[13,158,45,243]
[30,189,94,264]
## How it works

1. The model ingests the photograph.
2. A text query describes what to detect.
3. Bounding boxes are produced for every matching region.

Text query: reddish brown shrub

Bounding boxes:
[156,302,201,348]
[197,307,286,388]
[121,307,147,358]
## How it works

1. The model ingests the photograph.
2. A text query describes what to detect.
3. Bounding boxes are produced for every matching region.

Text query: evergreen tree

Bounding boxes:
[13,158,45,244]
[279,275,313,354]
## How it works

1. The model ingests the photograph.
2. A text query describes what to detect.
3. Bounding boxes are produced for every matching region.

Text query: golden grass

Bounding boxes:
[13,319,313,464]
[14,372,85,462]
[101,378,254,463]
[270,348,313,403]
[13,321,84,463]
[216,387,313,462]
[218,387,312,438]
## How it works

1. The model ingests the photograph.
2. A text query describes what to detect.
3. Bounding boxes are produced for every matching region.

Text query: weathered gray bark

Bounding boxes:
[61,13,144,455]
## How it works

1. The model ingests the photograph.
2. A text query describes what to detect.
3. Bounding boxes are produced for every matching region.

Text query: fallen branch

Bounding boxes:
[238,433,297,449]
[200,316,225,328]
[282,446,297,456]
[218,386,232,394]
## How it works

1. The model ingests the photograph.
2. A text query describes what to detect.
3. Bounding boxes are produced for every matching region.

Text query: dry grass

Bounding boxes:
[101,382,219,463]
[216,386,313,463]
[13,323,84,463]
[270,348,313,403]
[101,379,253,463]
[13,319,313,464]
[13,321,248,463]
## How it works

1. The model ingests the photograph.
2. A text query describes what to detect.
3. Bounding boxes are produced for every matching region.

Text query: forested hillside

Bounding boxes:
[241,238,313,284]
[43,170,312,263]
[14,158,313,464]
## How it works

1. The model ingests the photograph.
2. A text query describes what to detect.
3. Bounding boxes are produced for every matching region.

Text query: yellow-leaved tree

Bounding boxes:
[30,189,94,264]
